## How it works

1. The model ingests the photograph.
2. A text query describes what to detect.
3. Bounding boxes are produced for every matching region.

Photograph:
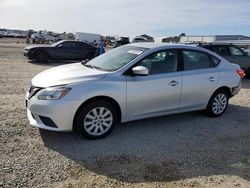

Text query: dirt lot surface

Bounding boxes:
[0,38,250,188]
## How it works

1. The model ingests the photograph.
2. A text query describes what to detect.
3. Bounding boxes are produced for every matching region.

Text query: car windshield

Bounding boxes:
[84,45,149,71]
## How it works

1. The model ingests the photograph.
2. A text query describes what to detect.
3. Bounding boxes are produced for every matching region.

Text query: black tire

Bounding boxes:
[206,89,229,117]
[35,51,48,63]
[74,100,117,139]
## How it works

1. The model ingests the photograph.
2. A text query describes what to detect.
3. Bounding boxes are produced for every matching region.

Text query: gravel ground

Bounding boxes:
[0,38,250,188]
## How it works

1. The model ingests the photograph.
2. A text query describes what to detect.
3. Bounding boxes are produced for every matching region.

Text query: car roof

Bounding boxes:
[128,42,189,49]
[128,42,210,52]
[199,43,233,46]
[127,42,223,59]
[61,40,96,47]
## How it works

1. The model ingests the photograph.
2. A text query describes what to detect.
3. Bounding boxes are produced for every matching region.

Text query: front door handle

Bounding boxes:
[169,80,179,86]
[208,76,215,82]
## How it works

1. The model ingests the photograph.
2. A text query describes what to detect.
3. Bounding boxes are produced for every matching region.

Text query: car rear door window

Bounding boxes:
[215,46,231,56]
[138,50,178,75]
[182,50,210,70]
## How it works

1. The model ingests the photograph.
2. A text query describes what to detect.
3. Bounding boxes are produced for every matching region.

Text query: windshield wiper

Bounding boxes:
[83,63,111,71]
[83,64,96,70]
[92,66,112,71]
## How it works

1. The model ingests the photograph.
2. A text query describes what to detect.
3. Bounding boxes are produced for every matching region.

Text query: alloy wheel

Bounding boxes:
[83,107,113,136]
[212,93,227,114]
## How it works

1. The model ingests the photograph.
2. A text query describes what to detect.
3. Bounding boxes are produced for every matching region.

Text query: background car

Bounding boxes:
[26,44,244,139]
[24,40,97,63]
[199,43,250,76]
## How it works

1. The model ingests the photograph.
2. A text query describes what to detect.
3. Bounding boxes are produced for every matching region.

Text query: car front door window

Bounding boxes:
[137,50,178,75]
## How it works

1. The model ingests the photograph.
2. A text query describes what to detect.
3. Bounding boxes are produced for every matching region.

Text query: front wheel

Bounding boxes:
[206,90,229,117]
[35,51,48,63]
[74,100,117,139]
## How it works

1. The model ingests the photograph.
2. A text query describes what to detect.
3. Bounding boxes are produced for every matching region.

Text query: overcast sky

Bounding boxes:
[0,0,250,37]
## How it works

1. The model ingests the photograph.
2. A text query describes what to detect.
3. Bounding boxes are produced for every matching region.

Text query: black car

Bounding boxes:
[199,43,250,75]
[24,40,97,63]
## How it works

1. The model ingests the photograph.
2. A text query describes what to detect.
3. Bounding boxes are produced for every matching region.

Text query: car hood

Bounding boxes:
[31,63,107,87]
[25,45,51,50]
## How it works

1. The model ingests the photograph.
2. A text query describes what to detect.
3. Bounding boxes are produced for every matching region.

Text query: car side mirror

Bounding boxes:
[244,51,248,56]
[132,66,149,76]
[57,44,63,48]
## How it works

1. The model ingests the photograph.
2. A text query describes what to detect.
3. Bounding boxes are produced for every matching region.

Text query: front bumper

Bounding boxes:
[24,50,34,59]
[26,94,80,132]
[24,51,28,57]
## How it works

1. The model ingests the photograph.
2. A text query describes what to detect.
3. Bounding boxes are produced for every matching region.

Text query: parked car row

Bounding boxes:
[23,41,250,78]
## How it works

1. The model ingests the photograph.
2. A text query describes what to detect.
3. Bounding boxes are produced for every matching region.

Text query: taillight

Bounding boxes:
[236,69,245,79]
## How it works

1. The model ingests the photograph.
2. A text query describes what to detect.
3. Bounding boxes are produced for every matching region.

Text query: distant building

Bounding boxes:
[59,32,75,40]
[131,34,154,42]
[139,34,154,42]
[154,36,181,43]
[75,32,101,44]
[180,36,214,43]
[180,35,250,47]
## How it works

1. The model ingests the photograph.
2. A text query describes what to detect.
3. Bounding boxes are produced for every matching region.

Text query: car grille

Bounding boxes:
[27,83,42,99]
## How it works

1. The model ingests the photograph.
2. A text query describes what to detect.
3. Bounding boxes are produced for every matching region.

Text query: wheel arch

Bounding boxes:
[206,86,232,109]
[34,50,50,59]
[73,96,122,131]
[214,86,232,97]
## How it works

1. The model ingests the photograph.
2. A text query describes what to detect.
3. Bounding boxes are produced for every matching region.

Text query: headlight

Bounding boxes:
[36,87,71,100]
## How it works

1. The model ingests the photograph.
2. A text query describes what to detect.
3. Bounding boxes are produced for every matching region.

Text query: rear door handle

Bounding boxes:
[169,80,179,86]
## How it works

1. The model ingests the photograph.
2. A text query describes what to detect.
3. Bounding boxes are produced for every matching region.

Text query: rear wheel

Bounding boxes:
[75,100,117,139]
[35,51,48,63]
[206,90,229,117]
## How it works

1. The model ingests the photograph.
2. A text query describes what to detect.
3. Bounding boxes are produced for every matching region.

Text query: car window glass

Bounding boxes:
[216,46,230,56]
[183,50,210,70]
[61,42,75,48]
[229,46,243,56]
[86,46,149,71]
[210,55,220,67]
[137,50,178,75]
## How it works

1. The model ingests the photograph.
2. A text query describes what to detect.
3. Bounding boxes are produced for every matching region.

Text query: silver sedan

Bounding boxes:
[26,43,244,139]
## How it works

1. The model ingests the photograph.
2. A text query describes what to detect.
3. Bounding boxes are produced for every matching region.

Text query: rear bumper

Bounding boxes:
[231,81,242,96]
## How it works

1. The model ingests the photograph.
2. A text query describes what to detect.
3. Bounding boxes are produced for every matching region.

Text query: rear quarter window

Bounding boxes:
[210,55,220,67]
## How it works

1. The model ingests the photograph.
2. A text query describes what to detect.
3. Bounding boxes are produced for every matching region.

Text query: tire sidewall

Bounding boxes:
[35,51,48,63]
[206,90,229,117]
[75,100,117,139]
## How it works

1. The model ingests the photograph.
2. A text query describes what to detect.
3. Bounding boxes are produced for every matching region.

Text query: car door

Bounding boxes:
[126,49,182,120]
[229,45,250,71]
[79,43,95,59]
[180,49,219,110]
[53,42,79,60]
